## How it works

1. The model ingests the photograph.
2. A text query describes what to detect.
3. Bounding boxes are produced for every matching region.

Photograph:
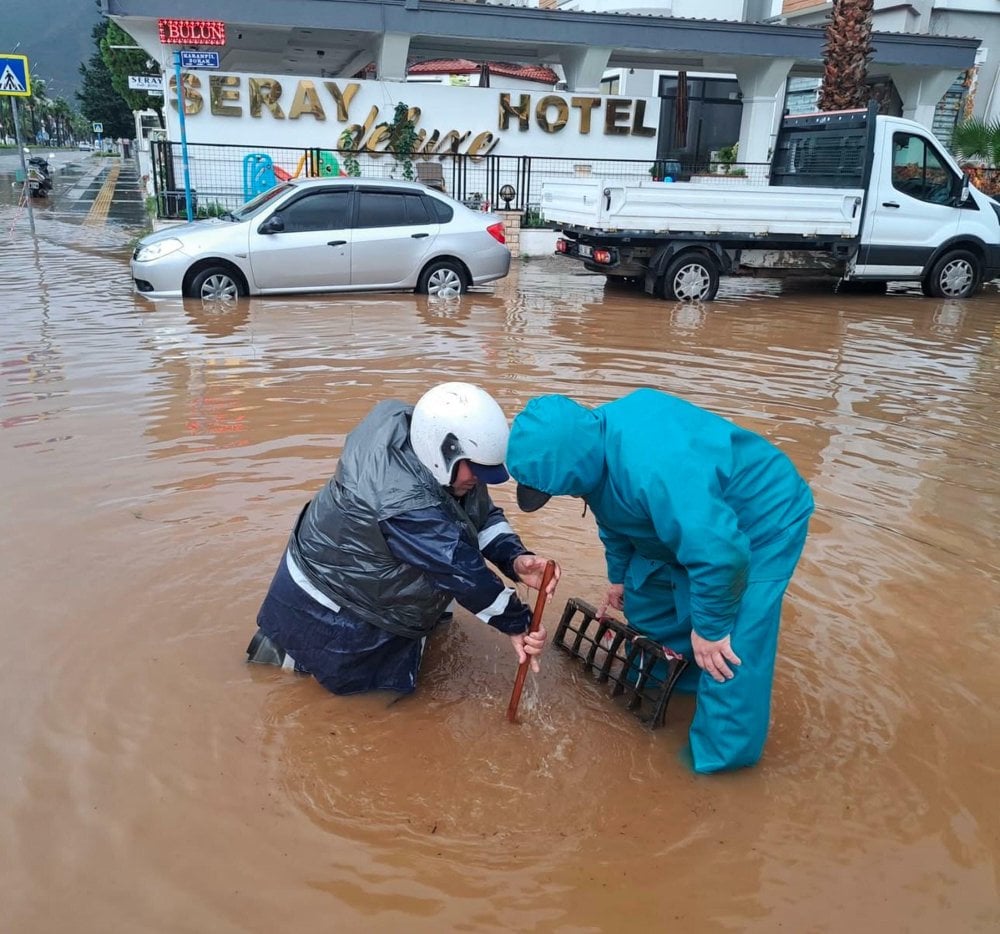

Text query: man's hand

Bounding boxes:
[512,554,561,596]
[690,631,742,683]
[510,624,547,673]
[597,582,624,618]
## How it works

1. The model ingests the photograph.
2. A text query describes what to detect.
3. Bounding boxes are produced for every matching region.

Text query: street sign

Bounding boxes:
[93,122,103,134]
[179,51,221,70]
[128,75,164,91]
[157,18,226,226]
[0,53,31,97]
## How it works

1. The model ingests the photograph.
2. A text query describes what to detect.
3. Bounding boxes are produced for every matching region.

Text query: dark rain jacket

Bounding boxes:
[287,400,532,639]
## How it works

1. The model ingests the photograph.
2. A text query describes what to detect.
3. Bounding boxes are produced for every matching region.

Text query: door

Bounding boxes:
[349,189,440,288]
[855,130,962,278]
[248,188,353,291]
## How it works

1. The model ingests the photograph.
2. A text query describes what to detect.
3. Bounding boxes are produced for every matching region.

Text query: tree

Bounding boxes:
[818,0,874,111]
[76,19,135,138]
[100,20,163,127]
[0,98,13,142]
[950,118,1000,168]
[50,98,74,147]
[24,77,47,141]
[68,110,92,142]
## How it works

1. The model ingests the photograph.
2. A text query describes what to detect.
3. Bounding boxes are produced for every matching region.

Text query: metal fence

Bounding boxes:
[149,140,772,221]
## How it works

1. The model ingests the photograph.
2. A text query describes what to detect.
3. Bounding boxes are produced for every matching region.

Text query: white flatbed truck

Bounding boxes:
[542,106,1000,301]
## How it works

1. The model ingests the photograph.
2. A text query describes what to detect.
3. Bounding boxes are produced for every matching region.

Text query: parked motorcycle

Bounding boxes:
[27,155,54,196]
[21,151,54,199]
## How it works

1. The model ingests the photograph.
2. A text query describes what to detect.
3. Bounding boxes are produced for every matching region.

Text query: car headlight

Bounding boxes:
[135,238,183,262]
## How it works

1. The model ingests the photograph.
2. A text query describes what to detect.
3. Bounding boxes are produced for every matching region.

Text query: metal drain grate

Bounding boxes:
[553,597,689,729]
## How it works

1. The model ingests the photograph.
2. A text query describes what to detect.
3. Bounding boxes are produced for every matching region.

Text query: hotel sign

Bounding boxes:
[169,75,658,159]
[128,75,164,91]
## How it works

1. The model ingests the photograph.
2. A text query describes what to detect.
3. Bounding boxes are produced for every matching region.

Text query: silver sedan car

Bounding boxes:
[131,178,511,299]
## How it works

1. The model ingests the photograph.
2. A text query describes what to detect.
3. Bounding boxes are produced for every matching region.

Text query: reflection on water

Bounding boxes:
[1,215,998,933]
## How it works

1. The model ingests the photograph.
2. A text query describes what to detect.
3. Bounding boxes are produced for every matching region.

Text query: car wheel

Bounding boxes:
[922,250,981,299]
[661,252,720,302]
[188,266,245,301]
[417,260,467,297]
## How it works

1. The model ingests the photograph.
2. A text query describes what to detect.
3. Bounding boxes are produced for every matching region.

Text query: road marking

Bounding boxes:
[83,164,121,227]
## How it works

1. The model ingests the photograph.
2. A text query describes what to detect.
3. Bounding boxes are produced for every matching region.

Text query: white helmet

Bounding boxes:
[410,382,510,485]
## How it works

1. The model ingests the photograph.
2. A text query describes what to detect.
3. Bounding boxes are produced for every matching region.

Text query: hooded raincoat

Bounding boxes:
[506,389,813,773]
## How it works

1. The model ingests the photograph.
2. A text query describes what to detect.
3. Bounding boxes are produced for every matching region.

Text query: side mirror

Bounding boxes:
[258,214,285,234]
[958,173,971,205]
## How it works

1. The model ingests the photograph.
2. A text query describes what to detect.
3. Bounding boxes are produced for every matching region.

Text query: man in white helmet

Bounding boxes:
[246,382,560,696]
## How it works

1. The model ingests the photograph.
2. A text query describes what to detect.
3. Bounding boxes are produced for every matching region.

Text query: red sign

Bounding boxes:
[158,19,226,46]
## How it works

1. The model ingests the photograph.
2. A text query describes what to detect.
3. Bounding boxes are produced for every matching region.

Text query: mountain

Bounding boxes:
[1,0,103,101]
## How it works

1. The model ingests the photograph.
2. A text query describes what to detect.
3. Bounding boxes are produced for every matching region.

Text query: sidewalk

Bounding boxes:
[65,156,148,227]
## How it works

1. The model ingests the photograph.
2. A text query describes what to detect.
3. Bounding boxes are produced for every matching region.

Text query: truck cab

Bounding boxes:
[853,117,999,295]
[770,108,1000,297]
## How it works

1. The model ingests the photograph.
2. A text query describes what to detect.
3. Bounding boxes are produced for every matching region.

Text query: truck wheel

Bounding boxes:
[922,250,981,299]
[661,252,720,302]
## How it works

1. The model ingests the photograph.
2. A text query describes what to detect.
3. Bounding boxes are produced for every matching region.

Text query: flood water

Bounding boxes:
[1,211,998,932]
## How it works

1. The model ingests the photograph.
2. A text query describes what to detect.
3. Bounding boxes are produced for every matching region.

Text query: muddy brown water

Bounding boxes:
[1,216,998,932]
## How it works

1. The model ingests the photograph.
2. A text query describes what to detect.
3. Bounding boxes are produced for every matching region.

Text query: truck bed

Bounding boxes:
[541,178,866,239]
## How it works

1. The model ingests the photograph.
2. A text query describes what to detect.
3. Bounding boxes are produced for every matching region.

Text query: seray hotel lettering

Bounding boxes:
[169,76,656,158]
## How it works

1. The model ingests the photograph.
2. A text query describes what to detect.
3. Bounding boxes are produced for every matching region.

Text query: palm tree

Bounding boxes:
[50,98,74,148]
[24,77,49,142]
[950,118,1000,168]
[818,0,874,111]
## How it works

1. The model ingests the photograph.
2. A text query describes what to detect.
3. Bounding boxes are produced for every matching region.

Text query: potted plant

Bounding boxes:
[717,143,739,175]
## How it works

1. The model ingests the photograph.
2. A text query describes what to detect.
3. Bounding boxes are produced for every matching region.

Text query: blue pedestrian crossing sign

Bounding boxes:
[0,53,31,97]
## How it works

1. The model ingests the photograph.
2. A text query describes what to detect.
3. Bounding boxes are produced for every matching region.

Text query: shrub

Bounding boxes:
[196,201,229,219]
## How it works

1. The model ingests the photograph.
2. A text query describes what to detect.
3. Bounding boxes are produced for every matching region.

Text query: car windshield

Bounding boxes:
[226,183,294,221]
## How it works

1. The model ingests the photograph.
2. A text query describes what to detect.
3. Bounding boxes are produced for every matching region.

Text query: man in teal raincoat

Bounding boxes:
[506,389,813,774]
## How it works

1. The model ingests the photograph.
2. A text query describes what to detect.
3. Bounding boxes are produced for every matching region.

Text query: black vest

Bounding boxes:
[287,400,493,639]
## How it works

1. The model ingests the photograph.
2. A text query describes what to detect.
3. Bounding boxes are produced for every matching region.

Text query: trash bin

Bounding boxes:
[159,189,198,218]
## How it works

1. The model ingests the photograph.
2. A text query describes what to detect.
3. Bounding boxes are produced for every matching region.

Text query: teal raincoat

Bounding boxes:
[506,389,813,773]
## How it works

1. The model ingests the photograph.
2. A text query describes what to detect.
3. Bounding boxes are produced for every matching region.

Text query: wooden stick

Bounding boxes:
[506,559,557,724]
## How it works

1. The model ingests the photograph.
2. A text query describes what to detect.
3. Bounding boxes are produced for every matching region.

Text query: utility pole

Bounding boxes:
[1,51,36,234]
[13,97,36,234]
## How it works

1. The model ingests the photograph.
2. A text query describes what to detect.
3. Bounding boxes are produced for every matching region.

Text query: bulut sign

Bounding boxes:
[158,19,226,46]
[169,76,657,159]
